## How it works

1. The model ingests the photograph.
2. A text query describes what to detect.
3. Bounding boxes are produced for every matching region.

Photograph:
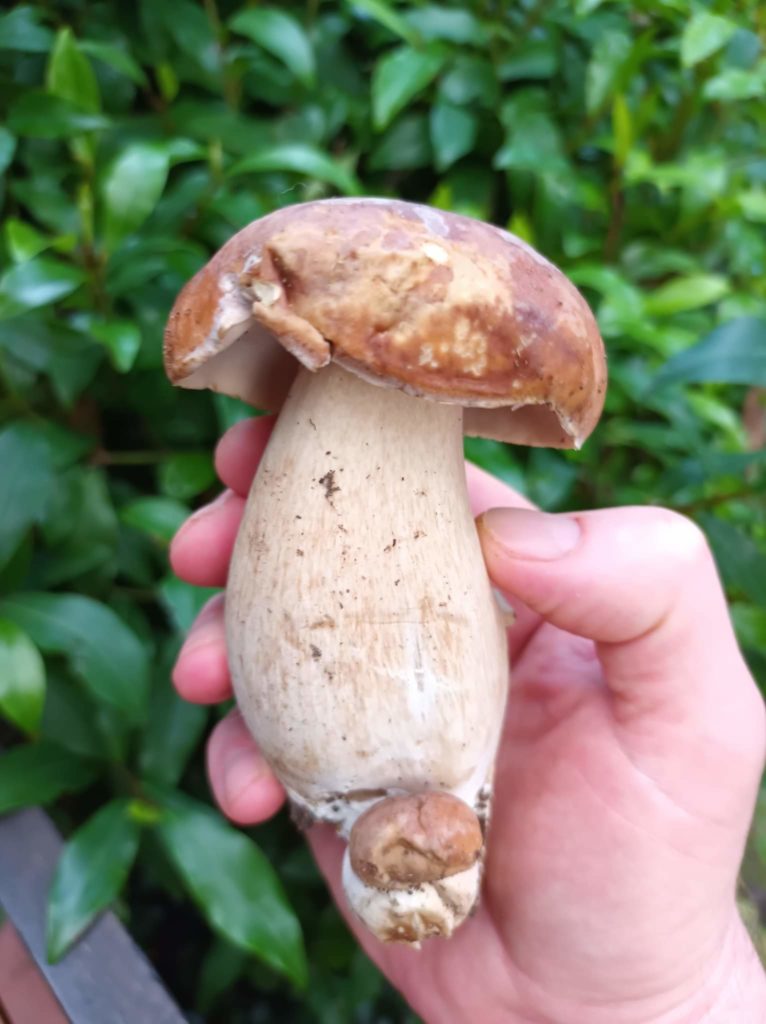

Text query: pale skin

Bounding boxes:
[170,416,766,1024]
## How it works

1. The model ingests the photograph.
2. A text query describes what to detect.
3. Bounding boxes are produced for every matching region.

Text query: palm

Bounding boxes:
[326,619,748,1023]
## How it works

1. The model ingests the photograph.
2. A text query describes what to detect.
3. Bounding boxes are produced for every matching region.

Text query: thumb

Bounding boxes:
[477,505,763,734]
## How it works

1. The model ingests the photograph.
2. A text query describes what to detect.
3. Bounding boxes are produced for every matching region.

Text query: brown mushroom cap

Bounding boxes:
[348,791,483,890]
[164,198,606,447]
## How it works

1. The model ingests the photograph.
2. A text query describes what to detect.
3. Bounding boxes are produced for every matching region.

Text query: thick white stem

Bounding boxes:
[226,363,509,940]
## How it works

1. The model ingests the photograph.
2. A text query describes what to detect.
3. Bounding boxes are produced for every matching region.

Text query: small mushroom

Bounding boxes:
[164,198,606,945]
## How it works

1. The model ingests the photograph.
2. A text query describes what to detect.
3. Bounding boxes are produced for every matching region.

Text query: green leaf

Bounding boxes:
[527,449,578,511]
[0,257,86,320]
[121,497,188,544]
[213,394,255,433]
[228,144,362,196]
[0,620,45,735]
[80,40,148,87]
[158,576,219,634]
[100,143,171,251]
[8,92,110,138]
[0,741,96,815]
[0,127,16,176]
[660,449,766,491]
[439,55,498,107]
[656,317,766,387]
[464,438,525,492]
[585,30,632,114]
[0,593,150,721]
[2,420,89,470]
[89,320,142,372]
[229,8,315,88]
[405,5,488,46]
[704,65,766,101]
[371,44,445,131]
[643,274,730,316]
[46,28,101,114]
[625,149,729,198]
[40,671,106,761]
[0,6,53,52]
[430,163,494,221]
[681,13,738,68]
[686,392,743,443]
[38,469,119,587]
[0,423,56,569]
[345,0,420,47]
[725,28,761,69]
[369,112,432,171]
[498,41,557,82]
[0,533,32,595]
[159,453,216,500]
[738,191,766,223]
[574,0,610,12]
[47,800,141,961]
[4,218,49,262]
[155,0,220,81]
[196,937,248,1015]
[494,91,567,173]
[732,605,766,654]
[157,792,307,986]
[139,678,208,786]
[429,102,478,172]
[701,516,766,606]
[156,61,179,102]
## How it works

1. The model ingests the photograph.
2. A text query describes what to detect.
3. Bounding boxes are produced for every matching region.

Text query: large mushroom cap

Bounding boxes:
[164,198,606,447]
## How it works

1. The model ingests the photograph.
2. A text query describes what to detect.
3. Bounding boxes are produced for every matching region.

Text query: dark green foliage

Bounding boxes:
[0,0,765,1018]
[47,798,141,961]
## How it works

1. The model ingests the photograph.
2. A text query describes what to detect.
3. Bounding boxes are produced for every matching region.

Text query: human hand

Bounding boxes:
[170,417,766,1024]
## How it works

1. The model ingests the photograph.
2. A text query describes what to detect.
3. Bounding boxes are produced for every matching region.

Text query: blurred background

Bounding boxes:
[0,0,765,1020]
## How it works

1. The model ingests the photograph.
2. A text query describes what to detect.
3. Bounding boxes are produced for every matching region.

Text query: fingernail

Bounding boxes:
[223,746,263,807]
[173,490,231,545]
[481,508,581,560]
[171,637,199,689]
[189,489,231,521]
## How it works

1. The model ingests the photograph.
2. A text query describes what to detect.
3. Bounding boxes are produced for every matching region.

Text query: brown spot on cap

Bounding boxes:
[164,198,607,447]
[348,791,483,890]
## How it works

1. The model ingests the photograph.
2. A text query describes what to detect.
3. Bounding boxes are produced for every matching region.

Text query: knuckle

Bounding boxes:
[649,508,711,568]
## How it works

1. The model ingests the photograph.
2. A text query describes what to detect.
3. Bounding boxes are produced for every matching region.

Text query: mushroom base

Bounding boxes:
[342,849,481,947]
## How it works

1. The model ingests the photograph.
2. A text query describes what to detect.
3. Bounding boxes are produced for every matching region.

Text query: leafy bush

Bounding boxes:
[1,0,765,1019]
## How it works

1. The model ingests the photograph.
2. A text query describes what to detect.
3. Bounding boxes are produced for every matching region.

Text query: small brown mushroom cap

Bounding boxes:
[348,791,483,890]
[164,198,606,447]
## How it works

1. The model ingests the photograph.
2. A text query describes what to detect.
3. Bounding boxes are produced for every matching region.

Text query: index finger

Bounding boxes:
[215,416,275,496]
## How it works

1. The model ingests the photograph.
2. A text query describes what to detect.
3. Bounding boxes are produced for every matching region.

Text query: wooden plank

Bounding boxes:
[0,922,69,1024]
[0,807,187,1024]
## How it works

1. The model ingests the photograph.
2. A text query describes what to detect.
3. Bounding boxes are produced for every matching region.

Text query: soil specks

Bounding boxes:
[310,615,336,629]
[319,469,340,503]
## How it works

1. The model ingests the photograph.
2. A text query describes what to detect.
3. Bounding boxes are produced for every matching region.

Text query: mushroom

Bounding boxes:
[164,198,606,945]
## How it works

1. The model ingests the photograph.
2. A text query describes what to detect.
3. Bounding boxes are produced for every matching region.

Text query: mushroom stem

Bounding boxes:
[225,363,509,942]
